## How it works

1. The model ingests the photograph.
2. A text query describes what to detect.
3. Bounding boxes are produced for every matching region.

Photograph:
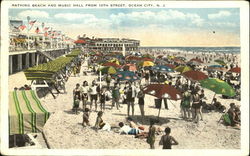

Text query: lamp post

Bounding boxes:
[27,16,30,50]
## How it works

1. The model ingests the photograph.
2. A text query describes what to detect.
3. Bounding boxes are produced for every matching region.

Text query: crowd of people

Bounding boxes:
[52,49,241,149]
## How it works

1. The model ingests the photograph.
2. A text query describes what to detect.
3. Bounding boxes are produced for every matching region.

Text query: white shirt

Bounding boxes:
[89,85,97,95]
[81,86,88,94]
[119,125,132,134]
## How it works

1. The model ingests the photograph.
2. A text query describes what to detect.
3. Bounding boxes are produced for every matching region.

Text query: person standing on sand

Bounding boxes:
[147,119,156,149]
[73,94,80,114]
[81,81,89,111]
[112,83,120,110]
[137,86,145,120]
[181,85,191,120]
[191,88,201,123]
[159,127,178,149]
[106,74,112,89]
[126,82,137,117]
[82,108,90,127]
[99,87,106,111]
[89,81,98,111]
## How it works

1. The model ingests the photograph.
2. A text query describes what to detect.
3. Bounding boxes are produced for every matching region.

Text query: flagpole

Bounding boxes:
[27,16,30,50]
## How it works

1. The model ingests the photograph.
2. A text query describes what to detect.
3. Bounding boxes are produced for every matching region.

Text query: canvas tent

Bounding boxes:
[9,90,50,135]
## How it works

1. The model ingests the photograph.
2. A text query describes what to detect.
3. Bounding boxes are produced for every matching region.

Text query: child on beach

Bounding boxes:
[159,127,178,149]
[82,108,90,127]
[73,95,80,114]
[147,119,157,149]
[94,111,111,131]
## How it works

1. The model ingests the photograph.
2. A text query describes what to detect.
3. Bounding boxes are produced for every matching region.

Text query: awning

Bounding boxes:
[9,90,50,135]
[13,38,26,43]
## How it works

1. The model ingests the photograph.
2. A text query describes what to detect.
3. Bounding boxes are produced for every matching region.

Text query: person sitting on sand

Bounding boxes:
[82,108,90,127]
[118,122,141,135]
[159,127,178,149]
[147,119,157,149]
[227,103,240,127]
[94,111,111,131]
[212,98,226,113]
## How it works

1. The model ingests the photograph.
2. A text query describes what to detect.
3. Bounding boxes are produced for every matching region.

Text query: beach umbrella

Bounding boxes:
[189,58,204,64]
[174,66,192,73]
[123,64,137,72]
[228,67,241,73]
[99,66,117,75]
[165,64,176,69]
[200,78,236,97]
[176,56,186,61]
[113,71,140,81]
[152,65,174,73]
[143,84,182,118]
[102,62,122,68]
[142,54,154,58]
[143,84,182,100]
[167,56,175,60]
[141,57,154,62]
[214,59,226,66]
[125,56,141,61]
[108,58,120,65]
[172,58,186,64]
[182,70,208,81]
[207,65,227,72]
[139,61,155,67]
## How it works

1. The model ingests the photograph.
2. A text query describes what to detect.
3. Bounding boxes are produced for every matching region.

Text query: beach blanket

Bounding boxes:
[9,90,50,135]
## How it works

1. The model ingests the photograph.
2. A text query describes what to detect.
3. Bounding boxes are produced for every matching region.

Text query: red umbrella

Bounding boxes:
[102,62,121,68]
[182,70,208,81]
[165,64,176,69]
[125,56,141,61]
[172,58,185,64]
[143,84,182,100]
[189,58,204,63]
[122,64,137,71]
[228,67,241,73]
[141,57,154,62]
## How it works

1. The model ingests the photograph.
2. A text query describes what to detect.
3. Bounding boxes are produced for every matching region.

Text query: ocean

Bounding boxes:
[140,47,240,54]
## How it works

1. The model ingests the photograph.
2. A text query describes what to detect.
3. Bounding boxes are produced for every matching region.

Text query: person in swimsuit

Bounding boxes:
[82,108,90,127]
[159,127,178,149]
[181,85,191,120]
[137,86,145,120]
[191,89,201,123]
[81,81,89,111]
[147,119,156,149]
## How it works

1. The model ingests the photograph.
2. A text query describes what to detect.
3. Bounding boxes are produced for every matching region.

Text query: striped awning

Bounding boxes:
[9,90,50,135]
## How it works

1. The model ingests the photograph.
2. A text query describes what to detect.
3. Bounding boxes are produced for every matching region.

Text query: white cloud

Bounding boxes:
[208,11,231,19]
[54,13,95,21]
[110,10,204,27]
[17,10,49,19]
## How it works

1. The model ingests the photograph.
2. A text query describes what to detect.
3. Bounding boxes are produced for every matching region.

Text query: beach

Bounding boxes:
[8,49,241,149]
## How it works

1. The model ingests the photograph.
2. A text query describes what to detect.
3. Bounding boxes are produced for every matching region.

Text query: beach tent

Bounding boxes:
[9,90,50,135]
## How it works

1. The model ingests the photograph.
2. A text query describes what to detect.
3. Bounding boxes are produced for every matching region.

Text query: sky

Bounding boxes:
[9,8,240,47]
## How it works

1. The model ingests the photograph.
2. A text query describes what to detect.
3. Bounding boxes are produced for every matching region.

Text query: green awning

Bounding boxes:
[9,90,50,135]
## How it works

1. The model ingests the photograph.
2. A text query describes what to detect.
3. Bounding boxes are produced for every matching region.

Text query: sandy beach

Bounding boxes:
[8,50,241,149]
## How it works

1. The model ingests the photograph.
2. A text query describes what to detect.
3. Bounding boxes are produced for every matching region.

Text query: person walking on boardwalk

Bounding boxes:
[159,127,178,149]
[147,118,157,149]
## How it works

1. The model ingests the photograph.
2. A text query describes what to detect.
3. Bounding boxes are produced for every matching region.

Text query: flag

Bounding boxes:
[29,20,36,25]
[19,25,26,30]
[44,31,48,37]
[35,27,40,33]
[43,27,49,31]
